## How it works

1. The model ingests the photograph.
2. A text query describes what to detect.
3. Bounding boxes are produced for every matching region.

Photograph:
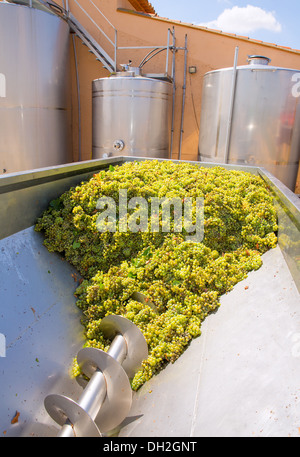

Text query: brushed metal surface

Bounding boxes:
[0,2,71,174]
[119,246,300,437]
[198,57,300,190]
[92,76,172,159]
[0,226,85,437]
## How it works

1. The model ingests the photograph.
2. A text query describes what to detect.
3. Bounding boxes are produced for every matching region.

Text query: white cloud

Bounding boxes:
[199,4,282,35]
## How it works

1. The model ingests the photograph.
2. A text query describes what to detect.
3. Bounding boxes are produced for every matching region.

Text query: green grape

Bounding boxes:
[35,160,278,390]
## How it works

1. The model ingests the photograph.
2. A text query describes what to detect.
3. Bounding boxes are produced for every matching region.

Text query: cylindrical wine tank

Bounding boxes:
[92,72,172,159]
[0,2,71,174]
[198,55,300,190]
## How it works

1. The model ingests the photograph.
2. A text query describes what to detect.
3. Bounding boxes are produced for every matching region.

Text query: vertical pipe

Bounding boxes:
[72,34,82,162]
[179,34,187,160]
[114,29,117,72]
[165,28,170,76]
[224,46,239,164]
[170,27,176,159]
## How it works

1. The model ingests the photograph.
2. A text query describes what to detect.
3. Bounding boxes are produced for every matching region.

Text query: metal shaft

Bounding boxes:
[57,334,127,437]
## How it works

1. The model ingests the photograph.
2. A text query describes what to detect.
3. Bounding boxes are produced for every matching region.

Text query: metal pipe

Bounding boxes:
[57,333,127,437]
[107,334,127,362]
[74,371,107,420]
[139,47,168,68]
[57,370,107,436]
[170,27,176,159]
[72,34,82,162]
[224,46,239,164]
[165,28,170,75]
[58,419,76,437]
[139,47,160,68]
[114,29,117,72]
[72,0,116,47]
[117,45,169,50]
[179,34,188,160]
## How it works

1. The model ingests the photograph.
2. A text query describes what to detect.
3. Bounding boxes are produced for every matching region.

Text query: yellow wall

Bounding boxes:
[62,0,300,191]
[69,34,108,162]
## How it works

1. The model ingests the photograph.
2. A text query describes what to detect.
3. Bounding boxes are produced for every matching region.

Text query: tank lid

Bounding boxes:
[114,71,136,77]
[247,55,271,66]
[119,63,142,77]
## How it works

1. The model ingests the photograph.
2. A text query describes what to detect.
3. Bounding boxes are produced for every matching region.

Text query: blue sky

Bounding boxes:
[149,1,300,50]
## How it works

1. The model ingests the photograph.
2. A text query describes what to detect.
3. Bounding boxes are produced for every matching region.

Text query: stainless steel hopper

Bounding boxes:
[0,157,299,437]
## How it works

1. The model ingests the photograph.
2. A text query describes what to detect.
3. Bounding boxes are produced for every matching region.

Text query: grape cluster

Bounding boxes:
[35,160,278,389]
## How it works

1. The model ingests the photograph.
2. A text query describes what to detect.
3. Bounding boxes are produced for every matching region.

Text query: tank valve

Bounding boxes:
[44,315,148,437]
[113,140,125,152]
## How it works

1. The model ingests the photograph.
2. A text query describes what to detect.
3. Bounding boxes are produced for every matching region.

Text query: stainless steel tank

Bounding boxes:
[92,72,172,159]
[0,2,71,174]
[198,55,300,190]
